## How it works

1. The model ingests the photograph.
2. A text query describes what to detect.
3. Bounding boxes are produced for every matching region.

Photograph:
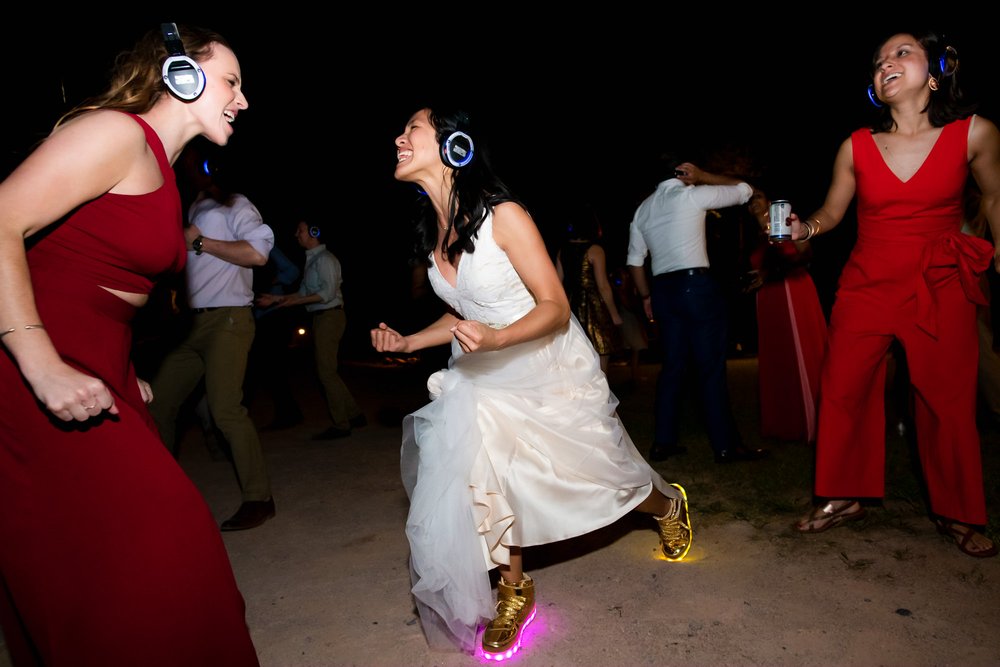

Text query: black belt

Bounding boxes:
[656,267,709,280]
[314,305,343,312]
[192,305,252,314]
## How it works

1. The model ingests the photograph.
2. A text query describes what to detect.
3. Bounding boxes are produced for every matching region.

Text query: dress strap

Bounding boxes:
[115,111,173,177]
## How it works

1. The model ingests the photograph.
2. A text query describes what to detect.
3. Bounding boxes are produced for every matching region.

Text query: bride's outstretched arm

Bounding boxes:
[371,312,460,354]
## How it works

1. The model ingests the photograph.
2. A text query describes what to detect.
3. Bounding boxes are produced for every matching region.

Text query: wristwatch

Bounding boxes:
[192,236,204,255]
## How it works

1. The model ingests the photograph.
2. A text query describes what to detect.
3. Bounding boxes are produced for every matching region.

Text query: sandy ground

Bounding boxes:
[3,355,999,667]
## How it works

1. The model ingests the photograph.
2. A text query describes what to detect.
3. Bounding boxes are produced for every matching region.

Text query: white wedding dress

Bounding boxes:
[401,212,675,653]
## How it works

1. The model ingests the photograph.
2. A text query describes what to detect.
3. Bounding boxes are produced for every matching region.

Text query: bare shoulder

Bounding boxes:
[969,115,1000,150]
[491,201,539,248]
[48,109,147,157]
[492,200,534,227]
[833,135,855,169]
[971,114,1000,133]
[587,243,607,261]
[0,110,149,233]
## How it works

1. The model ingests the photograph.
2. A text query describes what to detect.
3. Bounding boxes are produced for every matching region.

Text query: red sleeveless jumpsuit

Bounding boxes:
[0,113,260,666]
[815,115,993,524]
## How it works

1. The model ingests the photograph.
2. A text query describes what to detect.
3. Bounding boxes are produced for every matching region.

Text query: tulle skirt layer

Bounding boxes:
[401,316,673,652]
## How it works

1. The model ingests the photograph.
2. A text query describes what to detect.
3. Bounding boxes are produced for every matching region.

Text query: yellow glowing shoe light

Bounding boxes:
[657,483,692,561]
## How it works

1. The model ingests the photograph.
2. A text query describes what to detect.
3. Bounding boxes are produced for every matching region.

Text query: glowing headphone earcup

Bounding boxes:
[867,84,884,108]
[933,45,958,79]
[440,130,475,169]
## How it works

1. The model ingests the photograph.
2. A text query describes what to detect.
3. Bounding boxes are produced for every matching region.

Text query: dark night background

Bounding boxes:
[7,15,1000,358]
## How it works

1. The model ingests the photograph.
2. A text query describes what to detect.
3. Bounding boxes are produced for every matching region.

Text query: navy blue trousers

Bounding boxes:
[651,271,742,453]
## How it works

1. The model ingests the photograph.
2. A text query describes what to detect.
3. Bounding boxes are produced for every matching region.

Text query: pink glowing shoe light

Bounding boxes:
[481,607,538,661]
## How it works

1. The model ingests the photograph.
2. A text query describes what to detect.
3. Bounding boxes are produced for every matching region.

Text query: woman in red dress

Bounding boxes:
[745,190,828,443]
[0,25,260,664]
[791,30,1000,558]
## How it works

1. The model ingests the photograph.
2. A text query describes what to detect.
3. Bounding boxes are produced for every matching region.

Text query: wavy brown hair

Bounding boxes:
[57,24,230,126]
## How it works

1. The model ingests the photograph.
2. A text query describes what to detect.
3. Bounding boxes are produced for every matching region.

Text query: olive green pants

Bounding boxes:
[313,307,361,430]
[149,307,271,502]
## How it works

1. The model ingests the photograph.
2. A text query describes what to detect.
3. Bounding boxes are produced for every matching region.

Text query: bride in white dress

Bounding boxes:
[371,107,693,658]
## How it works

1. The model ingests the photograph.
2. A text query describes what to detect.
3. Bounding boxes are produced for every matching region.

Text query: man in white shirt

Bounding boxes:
[627,158,767,464]
[150,170,276,531]
[257,222,365,440]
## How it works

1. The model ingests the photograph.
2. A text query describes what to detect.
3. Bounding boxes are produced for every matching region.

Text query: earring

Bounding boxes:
[928,76,940,91]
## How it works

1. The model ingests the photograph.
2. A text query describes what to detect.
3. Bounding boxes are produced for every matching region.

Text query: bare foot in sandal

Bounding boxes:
[795,500,866,533]
[934,518,999,558]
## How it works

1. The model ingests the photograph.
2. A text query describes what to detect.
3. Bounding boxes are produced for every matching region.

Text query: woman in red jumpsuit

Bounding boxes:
[792,30,1000,558]
[0,26,260,665]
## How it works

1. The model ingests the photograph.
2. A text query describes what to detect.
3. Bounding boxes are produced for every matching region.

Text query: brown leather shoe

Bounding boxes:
[221,498,275,531]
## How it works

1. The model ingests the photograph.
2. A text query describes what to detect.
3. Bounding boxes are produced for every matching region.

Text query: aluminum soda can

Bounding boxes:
[768,200,792,242]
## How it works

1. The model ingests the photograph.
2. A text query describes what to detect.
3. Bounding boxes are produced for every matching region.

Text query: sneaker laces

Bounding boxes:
[657,499,689,550]
[491,594,528,630]
[658,515,685,547]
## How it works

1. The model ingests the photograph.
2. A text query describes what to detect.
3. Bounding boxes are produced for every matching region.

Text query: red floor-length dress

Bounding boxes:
[814,115,993,524]
[0,113,260,666]
[751,239,828,443]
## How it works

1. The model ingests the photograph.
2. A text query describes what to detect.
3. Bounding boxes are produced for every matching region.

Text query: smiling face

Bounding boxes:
[394,108,442,183]
[192,43,248,146]
[871,33,930,104]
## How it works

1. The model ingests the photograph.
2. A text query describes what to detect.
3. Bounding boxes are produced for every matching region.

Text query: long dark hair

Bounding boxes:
[412,107,520,265]
[869,29,976,133]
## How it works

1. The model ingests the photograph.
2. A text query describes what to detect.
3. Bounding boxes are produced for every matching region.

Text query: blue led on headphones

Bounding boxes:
[867,84,883,108]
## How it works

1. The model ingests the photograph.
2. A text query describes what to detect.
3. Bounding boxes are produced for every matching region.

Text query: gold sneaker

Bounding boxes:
[482,574,536,659]
[656,483,692,561]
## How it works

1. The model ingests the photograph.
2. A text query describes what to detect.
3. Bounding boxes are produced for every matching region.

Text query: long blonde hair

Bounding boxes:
[57,24,230,126]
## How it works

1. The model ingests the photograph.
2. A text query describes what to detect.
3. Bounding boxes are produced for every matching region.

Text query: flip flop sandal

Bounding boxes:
[796,501,866,534]
[935,519,999,558]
